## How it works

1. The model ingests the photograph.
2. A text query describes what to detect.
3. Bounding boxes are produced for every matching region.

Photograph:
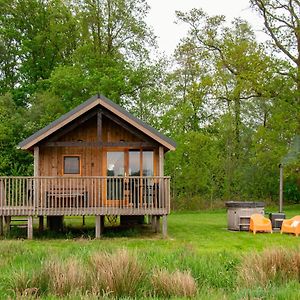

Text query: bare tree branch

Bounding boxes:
[252,0,298,64]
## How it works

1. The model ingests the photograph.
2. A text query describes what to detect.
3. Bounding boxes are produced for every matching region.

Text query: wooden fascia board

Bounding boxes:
[99,98,176,151]
[20,99,101,150]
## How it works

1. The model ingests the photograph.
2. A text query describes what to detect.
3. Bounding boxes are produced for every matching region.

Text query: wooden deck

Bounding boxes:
[0,176,170,217]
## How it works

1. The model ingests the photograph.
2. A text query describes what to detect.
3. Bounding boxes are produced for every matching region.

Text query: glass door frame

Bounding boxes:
[102,148,156,207]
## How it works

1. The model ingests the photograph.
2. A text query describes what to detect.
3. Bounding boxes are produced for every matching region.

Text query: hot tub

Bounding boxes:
[225,201,265,231]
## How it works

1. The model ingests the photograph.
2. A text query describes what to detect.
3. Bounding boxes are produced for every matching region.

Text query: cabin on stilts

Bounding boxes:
[0,94,176,239]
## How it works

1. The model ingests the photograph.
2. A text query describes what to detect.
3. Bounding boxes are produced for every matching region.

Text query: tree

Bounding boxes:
[0,0,78,104]
[161,41,213,134]
[0,94,32,175]
[251,0,300,101]
[170,9,275,199]
[49,0,159,115]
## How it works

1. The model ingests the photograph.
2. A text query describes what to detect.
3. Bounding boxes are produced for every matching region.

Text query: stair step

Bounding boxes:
[10,219,29,229]
[10,225,28,229]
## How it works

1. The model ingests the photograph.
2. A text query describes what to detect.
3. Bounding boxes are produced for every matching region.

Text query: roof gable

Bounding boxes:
[18,94,176,151]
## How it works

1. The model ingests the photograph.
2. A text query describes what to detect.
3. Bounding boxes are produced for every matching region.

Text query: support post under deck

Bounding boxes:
[155,216,160,233]
[95,215,104,238]
[27,216,33,240]
[0,216,3,236]
[162,215,167,238]
[151,215,156,231]
[4,216,11,234]
[38,216,44,232]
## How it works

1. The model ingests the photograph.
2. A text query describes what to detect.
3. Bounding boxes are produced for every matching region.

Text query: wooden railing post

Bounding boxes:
[159,147,164,210]
[34,147,39,215]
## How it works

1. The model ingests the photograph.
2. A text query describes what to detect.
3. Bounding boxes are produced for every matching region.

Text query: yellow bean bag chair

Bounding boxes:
[281,216,300,237]
[249,214,272,234]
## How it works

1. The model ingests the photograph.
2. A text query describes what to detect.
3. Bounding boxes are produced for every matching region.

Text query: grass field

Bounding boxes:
[1,205,300,299]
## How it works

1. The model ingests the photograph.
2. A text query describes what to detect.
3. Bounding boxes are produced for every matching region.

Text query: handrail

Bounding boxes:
[0,176,171,179]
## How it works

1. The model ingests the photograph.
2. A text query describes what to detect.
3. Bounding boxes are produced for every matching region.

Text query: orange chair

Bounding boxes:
[281,216,300,237]
[249,214,272,234]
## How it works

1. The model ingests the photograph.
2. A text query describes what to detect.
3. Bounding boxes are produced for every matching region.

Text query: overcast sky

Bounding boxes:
[146,0,265,55]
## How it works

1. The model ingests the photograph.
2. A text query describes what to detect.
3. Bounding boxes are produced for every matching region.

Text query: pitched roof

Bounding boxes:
[19,94,176,151]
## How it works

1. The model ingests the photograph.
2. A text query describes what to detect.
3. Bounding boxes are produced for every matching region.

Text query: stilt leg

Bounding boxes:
[162,215,167,238]
[47,216,64,231]
[0,216,3,236]
[27,216,33,240]
[4,216,11,234]
[38,216,44,232]
[151,215,156,232]
[95,215,104,238]
[155,216,161,233]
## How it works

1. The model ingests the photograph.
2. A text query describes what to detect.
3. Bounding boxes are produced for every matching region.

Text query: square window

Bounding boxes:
[63,156,80,174]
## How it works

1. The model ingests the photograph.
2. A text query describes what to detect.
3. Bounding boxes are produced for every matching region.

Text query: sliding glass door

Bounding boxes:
[106,152,124,201]
[104,150,154,206]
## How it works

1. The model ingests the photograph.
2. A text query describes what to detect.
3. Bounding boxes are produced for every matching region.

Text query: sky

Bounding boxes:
[146,0,265,55]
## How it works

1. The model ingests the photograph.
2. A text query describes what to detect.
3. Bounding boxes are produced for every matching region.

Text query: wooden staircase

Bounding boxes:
[2,216,33,239]
[10,218,29,229]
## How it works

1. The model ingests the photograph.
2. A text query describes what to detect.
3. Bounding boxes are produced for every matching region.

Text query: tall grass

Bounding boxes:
[239,247,300,287]
[151,269,197,298]
[89,249,145,297]
[8,249,198,298]
[44,259,87,296]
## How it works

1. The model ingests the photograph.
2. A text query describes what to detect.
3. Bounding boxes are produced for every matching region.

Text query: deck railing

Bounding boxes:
[0,176,170,216]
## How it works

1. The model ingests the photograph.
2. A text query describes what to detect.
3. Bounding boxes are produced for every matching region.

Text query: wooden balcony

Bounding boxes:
[0,176,170,217]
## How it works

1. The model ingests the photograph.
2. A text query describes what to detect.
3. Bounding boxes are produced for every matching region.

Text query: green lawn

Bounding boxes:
[1,205,300,299]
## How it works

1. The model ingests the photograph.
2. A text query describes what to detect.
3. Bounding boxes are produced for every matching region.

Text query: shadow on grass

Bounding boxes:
[5,223,157,240]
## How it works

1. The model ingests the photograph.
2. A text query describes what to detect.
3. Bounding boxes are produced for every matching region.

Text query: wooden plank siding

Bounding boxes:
[39,114,159,178]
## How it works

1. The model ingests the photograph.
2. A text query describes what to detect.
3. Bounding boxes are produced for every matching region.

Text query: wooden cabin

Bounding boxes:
[0,94,176,239]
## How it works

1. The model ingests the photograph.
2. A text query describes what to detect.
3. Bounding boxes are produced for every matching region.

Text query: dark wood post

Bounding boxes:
[47,216,64,231]
[155,216,160,233]
[38,216,44,232]
[34,146,39,215]
[151,215,156,232]
[4,216,11,234]
[279,164,283,213]
[0,216,3,236]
